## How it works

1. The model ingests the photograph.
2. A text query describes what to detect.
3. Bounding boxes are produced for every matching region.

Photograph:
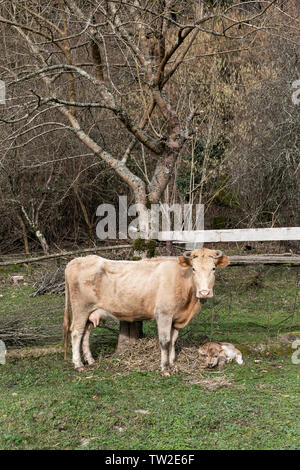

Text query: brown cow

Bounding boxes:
[63,248,229,374]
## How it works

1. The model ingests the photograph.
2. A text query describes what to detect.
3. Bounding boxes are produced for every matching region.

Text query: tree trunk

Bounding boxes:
[116,200,150,353]
[116,321,144,354]
[17,213,30,256]
[34,229,50,255]
[166,240,173,255]
[19,205,50,255]
[73,186,94,240]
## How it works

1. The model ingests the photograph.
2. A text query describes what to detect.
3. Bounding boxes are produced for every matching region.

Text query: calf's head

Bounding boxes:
[198,342,225,368]
[178,248,229,299]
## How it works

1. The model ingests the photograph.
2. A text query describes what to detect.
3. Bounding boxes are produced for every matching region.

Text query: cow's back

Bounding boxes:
[96,258,187,319]
[65,255,194,321]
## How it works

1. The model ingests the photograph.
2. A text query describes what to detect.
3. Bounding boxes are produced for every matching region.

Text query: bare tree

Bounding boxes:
[0,0,287,345]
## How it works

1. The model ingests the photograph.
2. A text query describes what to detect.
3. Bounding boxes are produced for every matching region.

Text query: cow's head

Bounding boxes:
[178,248,229,299]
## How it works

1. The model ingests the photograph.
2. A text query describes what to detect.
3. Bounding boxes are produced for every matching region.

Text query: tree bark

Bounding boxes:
[34,229,50,255]
[116,320,144,354]
[166,240,173,255]
[73,186,94,240]
[17,213,30,256]
[117,200,150,352]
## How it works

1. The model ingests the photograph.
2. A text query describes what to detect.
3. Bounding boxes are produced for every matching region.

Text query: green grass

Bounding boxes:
[196,265,300,344]
[0,354,299,450]
[0,262,299,449]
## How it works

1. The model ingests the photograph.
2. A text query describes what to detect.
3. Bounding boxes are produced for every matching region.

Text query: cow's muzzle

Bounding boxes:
[196,289,212,299]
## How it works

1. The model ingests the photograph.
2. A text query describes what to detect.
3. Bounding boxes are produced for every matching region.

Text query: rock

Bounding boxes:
[11,275,24,285]
[278,332,300,344]
[238,341,291,357]
[113,426,124,432]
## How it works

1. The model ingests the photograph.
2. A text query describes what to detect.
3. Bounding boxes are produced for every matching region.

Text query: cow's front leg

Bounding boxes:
[169,327,179,367]
[156,312,173,376]
[82,322,96,366]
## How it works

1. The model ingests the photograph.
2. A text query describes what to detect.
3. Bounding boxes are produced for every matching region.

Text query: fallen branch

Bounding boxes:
[0,244,132,266]
[228,255,300,266]
[247,321,269,329]
[247,317,299,330]
[7,345,64,359]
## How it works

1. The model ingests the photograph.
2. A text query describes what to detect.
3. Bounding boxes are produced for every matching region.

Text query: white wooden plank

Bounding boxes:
[158,227,300,243]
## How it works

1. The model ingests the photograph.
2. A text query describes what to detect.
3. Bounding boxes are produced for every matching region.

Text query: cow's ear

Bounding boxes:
[216,255,229,268]
[178,256,191,267]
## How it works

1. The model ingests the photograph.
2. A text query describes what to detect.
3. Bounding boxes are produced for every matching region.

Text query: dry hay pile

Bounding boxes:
[103,337,234,390]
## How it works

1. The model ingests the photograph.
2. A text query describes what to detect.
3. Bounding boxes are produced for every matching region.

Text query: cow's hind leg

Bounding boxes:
[156,313,173,376]
[82,322,96,366]
[70,314,89,371]
[169,327,179,367]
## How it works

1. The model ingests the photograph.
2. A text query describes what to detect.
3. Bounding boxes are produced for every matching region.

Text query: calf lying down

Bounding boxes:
[198,342,244,370]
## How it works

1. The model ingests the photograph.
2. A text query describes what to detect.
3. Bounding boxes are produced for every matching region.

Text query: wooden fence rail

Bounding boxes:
[159,227,300,243]
[0,249,300,267]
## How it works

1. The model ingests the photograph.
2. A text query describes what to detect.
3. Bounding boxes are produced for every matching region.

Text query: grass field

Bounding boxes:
[0,260,299,450]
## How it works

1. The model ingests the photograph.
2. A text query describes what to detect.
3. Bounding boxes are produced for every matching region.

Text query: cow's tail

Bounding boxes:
[63,274,71,360]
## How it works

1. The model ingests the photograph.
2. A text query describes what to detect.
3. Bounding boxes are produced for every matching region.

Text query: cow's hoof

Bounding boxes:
[162,370,171,377]
[75,366,86,372]
[88,361,97,368]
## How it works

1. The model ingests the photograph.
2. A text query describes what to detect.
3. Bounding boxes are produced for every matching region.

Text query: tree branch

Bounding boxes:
[9,64,164,155]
